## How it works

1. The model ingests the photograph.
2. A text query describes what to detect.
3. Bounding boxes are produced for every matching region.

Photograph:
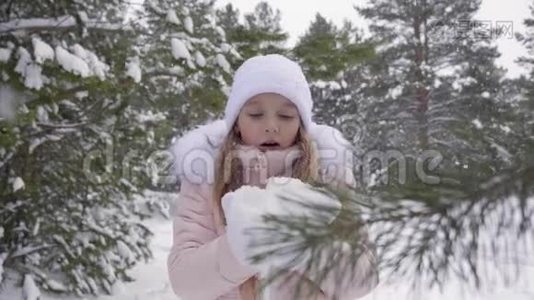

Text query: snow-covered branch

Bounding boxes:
[9,245,54,259]
[144,68,185,77]
[36,122,87,129]
[0,15,132,33]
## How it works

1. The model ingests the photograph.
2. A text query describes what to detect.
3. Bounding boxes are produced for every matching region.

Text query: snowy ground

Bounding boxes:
[1,197,533,300]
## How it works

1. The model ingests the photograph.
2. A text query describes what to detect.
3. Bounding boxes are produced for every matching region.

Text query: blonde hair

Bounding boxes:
[212,123,320,226]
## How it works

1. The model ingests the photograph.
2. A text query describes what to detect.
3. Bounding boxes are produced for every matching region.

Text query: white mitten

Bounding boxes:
[222,177,343,273]
[221,185,277,273]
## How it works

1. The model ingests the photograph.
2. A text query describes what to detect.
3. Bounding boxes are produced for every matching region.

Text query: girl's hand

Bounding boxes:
[222,177,342,272]
[221,185,271,271]
[234,144,301,188]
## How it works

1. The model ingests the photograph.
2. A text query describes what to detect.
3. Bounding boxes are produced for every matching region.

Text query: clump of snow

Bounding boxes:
[12,177,25,192]
[433,78,442,88]
[45,278,67,292]
[36,105,49,122]
[171,38,191,60]
[313,80,328,89]
[329,81,342,90]
[220,43,231,53]
[186,59,196,69]
[32,37,54,63]
[74,91,88,99]
[216,54,231,73]
[51,102,58,114]
[472,118,483,129]
[72,44,109,79]
[22,274,40,300]
[215,26,226,38]
[452,80,461,90]
[0,47,12,62]
[55,46,90,77]
[126,57,142,83]
[15,47,32,75]
[99,257,116,281]
[24,63,44,90]
[78,11,89,23]
[194,51,206,67]
[184,16,194,33]
[491,142,512,161]
[14,47,45,90]
[166,10,180,25]
[388,85,403,98]
[117,240,134,263]
[481,91,490,98]
[500,125,512,133]
[19,104,30,114]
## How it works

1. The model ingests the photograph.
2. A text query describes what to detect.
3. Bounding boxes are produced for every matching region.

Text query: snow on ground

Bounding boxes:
[359,271,534,300]
[1,189,533,300]
[93,217,177,300]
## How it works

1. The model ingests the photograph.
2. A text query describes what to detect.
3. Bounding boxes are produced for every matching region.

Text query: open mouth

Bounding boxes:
[259,141,281,150]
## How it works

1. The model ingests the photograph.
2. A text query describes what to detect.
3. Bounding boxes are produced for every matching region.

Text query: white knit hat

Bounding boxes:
[224,54,313,134]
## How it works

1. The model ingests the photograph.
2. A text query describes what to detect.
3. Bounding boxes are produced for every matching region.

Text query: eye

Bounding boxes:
[248,113,263,119]
[279,115,295,120]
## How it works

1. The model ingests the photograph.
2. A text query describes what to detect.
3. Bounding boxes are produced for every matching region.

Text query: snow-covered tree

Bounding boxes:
[135,0,240,133]
[0,0,240,295]
[0,0,154,295]
[113,0,242,196]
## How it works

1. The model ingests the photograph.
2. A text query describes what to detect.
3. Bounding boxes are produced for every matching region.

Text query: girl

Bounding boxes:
[168,54,378,300]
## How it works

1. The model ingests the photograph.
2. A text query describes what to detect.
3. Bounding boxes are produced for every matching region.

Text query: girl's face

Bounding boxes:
[235,93,300,151]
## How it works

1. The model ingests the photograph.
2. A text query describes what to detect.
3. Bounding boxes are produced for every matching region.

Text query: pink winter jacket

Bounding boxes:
[167,120,378,300]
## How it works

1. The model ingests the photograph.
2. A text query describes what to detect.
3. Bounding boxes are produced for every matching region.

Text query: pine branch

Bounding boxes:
[249,162,534,295]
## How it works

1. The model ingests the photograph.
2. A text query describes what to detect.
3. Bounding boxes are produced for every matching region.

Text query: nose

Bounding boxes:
[264,118,279,133]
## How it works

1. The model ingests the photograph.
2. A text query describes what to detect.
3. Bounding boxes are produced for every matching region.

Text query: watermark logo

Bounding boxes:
[81,131,446,189]
[429,19,514,41]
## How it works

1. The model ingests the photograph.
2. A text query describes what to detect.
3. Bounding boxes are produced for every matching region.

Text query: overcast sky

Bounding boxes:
[216,0,532,78]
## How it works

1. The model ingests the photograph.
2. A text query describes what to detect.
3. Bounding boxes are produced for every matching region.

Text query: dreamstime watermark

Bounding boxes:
[81,135,444,189]
[360,149,442,186]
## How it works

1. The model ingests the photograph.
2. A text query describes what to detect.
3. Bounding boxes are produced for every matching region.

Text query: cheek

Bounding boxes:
[240,128,258,143]
[237,118,262,143]
[281,122,300,145]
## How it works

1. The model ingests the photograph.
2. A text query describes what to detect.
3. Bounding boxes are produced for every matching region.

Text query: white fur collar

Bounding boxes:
[169,119,355,186]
